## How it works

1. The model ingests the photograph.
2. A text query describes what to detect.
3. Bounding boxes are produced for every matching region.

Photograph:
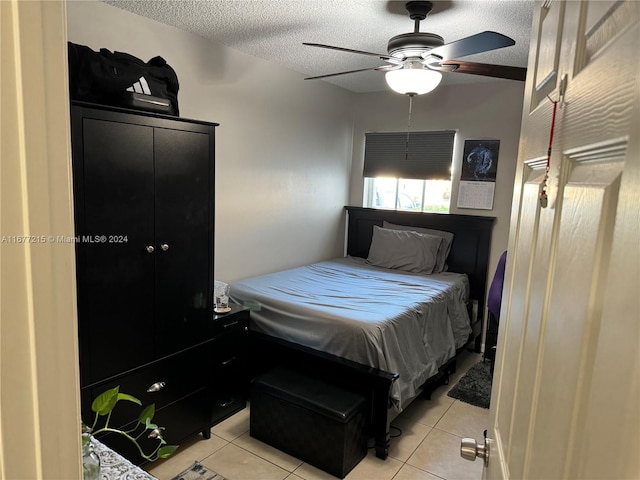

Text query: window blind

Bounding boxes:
[363,130,456,180]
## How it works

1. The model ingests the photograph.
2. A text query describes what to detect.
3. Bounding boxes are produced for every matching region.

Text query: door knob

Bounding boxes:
[461,437,490,466]
[160,243,169,251]
[145,245,155,253]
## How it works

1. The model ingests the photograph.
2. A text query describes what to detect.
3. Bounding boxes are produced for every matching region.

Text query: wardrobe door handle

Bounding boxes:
[146,381,166,393]
[160,243,169,251]
[145,245,155,253]
[219,398,235,407]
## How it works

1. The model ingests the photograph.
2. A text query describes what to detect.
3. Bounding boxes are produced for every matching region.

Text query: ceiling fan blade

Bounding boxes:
[304,66,393,80]
[425,31,515,61]
[303,42,394,61]
[441,60,527,81]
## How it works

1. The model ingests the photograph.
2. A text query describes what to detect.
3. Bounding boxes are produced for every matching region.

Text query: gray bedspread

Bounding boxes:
[230,256,471,411]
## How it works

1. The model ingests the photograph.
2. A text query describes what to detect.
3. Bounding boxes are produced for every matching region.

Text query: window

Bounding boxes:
[362,131,455,213]
[363,177,451,213]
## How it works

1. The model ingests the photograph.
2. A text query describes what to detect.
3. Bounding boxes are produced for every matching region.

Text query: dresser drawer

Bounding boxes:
[98,386,211,465]
[210,321,248,424]
[82,341,213,429]
[212,325,246,364]
[211,388,245,425]
[209,303,249,336]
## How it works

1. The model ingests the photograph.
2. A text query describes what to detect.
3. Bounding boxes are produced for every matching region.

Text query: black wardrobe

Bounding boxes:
[71,103,247,462]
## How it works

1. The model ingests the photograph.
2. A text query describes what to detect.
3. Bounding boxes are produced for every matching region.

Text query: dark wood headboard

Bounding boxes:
[345,206,495,339]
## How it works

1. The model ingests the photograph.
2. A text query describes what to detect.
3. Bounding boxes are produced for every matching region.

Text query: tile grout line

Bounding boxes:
[232,441,296,475]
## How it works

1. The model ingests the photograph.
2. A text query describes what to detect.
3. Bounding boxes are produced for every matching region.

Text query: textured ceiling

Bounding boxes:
[104,0,535,93]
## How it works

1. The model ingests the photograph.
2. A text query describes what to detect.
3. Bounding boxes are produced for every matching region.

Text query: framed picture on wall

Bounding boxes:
[460,139,500,182]
[457,139,500,210]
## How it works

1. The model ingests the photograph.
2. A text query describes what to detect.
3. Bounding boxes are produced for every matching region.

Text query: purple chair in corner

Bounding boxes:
[486,251,507,376]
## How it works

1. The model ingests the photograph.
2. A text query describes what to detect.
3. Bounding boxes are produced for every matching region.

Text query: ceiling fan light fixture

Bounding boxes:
[385,67,442,95]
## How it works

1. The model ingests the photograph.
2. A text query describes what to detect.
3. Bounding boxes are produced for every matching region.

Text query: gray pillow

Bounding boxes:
[383,221,454,273]
[366,226,442,274]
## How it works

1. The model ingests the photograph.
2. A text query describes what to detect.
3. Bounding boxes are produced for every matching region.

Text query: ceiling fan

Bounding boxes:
[303,1,527,95]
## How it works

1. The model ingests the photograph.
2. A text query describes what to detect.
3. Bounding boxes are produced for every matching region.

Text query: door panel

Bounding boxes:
[531,0,565,109]
[154,128,212,354]
[579,0,636,71]
[572,129,639,479]
[529,155,623,479]
[497,162,552,478]
[486,1,639,479]
[78,119,155,384]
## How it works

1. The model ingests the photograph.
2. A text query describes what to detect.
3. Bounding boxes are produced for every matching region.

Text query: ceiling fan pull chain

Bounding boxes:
[405,94,414,162]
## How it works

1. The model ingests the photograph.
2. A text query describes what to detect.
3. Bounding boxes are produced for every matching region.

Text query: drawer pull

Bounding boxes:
[219,398,235,407]
[146,381,166,393]
[223,320,239,328]
[148,426,165,439]
[221,357,236,366]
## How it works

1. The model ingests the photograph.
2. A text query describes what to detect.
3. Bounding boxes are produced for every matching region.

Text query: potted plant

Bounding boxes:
[82,385,178,479]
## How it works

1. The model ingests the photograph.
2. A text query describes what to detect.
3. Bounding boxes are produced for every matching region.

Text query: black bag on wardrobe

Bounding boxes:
[68,42,179,116]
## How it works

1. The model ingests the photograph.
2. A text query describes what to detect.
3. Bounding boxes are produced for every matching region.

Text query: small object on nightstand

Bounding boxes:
[214,281,231,313]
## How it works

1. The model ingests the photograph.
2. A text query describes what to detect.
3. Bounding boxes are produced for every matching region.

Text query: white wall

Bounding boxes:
[67,1,526,289]
[66,0,355,283]
[350,81,525,280]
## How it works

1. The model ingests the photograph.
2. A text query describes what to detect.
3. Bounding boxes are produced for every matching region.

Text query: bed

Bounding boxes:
[232,206,495,459]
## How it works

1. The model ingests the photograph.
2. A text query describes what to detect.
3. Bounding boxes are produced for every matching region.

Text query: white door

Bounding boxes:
[481,1,639,479]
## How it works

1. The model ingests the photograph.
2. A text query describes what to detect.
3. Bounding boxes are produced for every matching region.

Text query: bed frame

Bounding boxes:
[248,206,495,459]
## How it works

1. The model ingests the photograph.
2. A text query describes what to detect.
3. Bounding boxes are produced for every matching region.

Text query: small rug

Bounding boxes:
[170,461,227,480]
[447,361,492,409]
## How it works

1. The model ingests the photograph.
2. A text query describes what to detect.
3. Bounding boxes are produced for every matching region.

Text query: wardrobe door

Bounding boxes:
[154,126,213,355]
[76,118,156,385]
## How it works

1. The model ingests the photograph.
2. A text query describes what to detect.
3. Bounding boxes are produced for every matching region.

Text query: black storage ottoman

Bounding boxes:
[250,368,368,478]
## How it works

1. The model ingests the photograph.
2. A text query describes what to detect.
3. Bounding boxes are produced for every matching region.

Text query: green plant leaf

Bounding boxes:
[117,393,142,406]
[90,387,141,416]
[91,386,120,415]
[86,387,178,462]
[144,417,158,432]
[157,445,179,458]
[138,403,155,425]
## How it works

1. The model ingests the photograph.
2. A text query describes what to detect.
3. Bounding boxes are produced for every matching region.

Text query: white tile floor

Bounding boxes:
[146,351,489,480]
